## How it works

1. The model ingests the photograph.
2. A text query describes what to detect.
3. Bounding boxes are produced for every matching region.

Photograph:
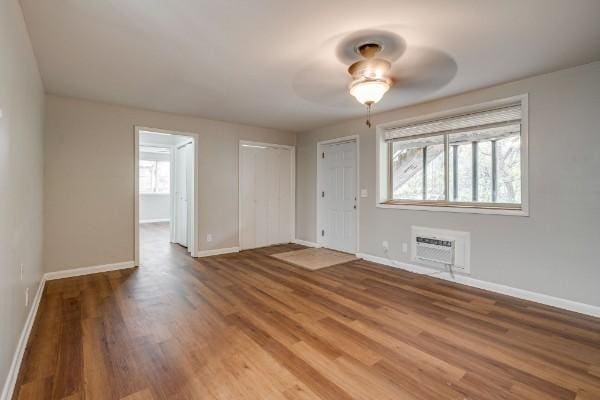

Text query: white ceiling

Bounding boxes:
[20,0,600,132]
[140,131,190,147]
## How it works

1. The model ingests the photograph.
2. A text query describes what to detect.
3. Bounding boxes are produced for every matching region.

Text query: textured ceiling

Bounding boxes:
[20,0,600,132]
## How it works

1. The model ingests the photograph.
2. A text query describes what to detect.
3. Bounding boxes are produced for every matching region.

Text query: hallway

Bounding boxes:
[140,222,179,268]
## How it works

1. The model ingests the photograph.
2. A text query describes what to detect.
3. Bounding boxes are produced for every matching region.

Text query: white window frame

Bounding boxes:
[139,158,170,195]
[376,94,529,216]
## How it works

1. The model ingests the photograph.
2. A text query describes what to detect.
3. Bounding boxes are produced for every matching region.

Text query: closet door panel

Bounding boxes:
[239,144,293,250]
[278,148,292,244]
[240,146,256,250]
[267,148,280,245]
[254,147,269,248]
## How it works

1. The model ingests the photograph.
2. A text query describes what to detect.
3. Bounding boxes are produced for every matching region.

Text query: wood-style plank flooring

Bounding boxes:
[13,222,600,399]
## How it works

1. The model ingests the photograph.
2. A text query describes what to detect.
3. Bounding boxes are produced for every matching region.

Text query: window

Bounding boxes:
[378,96,527,214]
[391,135,445,201]
[139,159,170,194]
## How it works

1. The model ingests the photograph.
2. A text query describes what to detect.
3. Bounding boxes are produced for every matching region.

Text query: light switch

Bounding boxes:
[360,189,368,198]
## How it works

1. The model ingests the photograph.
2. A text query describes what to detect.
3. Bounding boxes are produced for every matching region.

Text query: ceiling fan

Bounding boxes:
[292,28,457,128]
[347,42,393,127]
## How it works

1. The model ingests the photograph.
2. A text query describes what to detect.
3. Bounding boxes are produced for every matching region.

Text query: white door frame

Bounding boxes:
[134,126,200,265]
[238,140,296,249]
[316,135,360,253]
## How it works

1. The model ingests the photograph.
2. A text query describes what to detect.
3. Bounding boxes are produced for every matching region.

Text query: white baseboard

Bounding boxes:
[1,277,45,400]
[140,218,169,224]
[2,259,137,398]
[197,247,240,257]
[356,252,600,318]
[44,261,136,281]
[292,239,321,248]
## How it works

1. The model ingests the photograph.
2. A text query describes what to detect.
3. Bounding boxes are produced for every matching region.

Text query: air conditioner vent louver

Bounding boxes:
[415,236,455,265]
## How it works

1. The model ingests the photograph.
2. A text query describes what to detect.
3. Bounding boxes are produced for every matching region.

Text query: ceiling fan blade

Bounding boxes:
[386,46,457,98]
[292,58,356,108]
[292,28,457,109]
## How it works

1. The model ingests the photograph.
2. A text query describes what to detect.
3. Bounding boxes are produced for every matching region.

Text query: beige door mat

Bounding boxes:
[271,248,357,270]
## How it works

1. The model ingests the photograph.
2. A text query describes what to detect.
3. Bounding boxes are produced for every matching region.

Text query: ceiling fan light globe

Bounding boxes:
[349,79,390,105]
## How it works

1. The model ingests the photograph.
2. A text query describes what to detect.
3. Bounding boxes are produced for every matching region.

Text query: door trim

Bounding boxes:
[238,140,296,250]
[316,135,360,253]
[134,126,200,265]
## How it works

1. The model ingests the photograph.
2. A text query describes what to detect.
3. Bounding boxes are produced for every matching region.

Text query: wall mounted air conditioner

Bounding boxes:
[411,226,470,274]
[415,237,455,265]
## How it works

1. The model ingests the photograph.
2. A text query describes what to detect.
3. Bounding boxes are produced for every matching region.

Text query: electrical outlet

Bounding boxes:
[360,189,368,198]
[402,242,408,253]
[25,287,29,308]
[206,234,213,242]
[382,241,389,252]
[20,263,24,281]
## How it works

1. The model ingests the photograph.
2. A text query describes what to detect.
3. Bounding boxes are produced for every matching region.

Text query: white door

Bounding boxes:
[185,142,194,248]
[175,144,189,247]
[240,144,293,250]
[321,141,357,253]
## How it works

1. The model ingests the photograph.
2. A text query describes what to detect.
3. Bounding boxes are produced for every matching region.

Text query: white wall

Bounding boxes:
[296,62,600,307]
[44,95,295,272]
[0,0,45,395]
[139,151,170,222]
[140,194,170,222]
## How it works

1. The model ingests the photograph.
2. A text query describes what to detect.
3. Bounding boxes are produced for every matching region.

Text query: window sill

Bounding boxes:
[377,201,528,216]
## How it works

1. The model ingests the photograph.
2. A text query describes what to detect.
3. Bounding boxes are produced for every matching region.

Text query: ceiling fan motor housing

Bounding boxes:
[348,58,392,80]
[356,42,383,58]
[348,41,392,83]
[346,41,393,126]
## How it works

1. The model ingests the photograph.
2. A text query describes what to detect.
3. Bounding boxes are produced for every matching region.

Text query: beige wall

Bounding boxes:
[44,95,295,272]
[296,62,600,307]
[0,0,45,394]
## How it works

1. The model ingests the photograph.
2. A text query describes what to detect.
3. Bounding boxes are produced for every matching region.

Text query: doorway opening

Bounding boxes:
[134,127,198,266]
[316,136,359,254]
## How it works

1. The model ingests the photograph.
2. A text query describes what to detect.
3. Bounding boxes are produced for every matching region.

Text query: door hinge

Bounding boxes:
[321,191,325,198]
[321,230,325,237]
[321,152,325,159]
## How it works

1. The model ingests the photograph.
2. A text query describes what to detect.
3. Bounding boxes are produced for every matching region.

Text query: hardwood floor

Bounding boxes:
[13,222,600,399]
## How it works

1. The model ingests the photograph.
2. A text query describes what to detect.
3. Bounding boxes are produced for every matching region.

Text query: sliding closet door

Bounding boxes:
[240,144,293,250]
[240,145,257,250]
[254,146,269,248]
[277,148,293,243]
[267,148,281,245]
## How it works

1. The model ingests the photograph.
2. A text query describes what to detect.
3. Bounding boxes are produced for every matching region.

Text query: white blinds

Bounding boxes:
[384,104,522,141]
